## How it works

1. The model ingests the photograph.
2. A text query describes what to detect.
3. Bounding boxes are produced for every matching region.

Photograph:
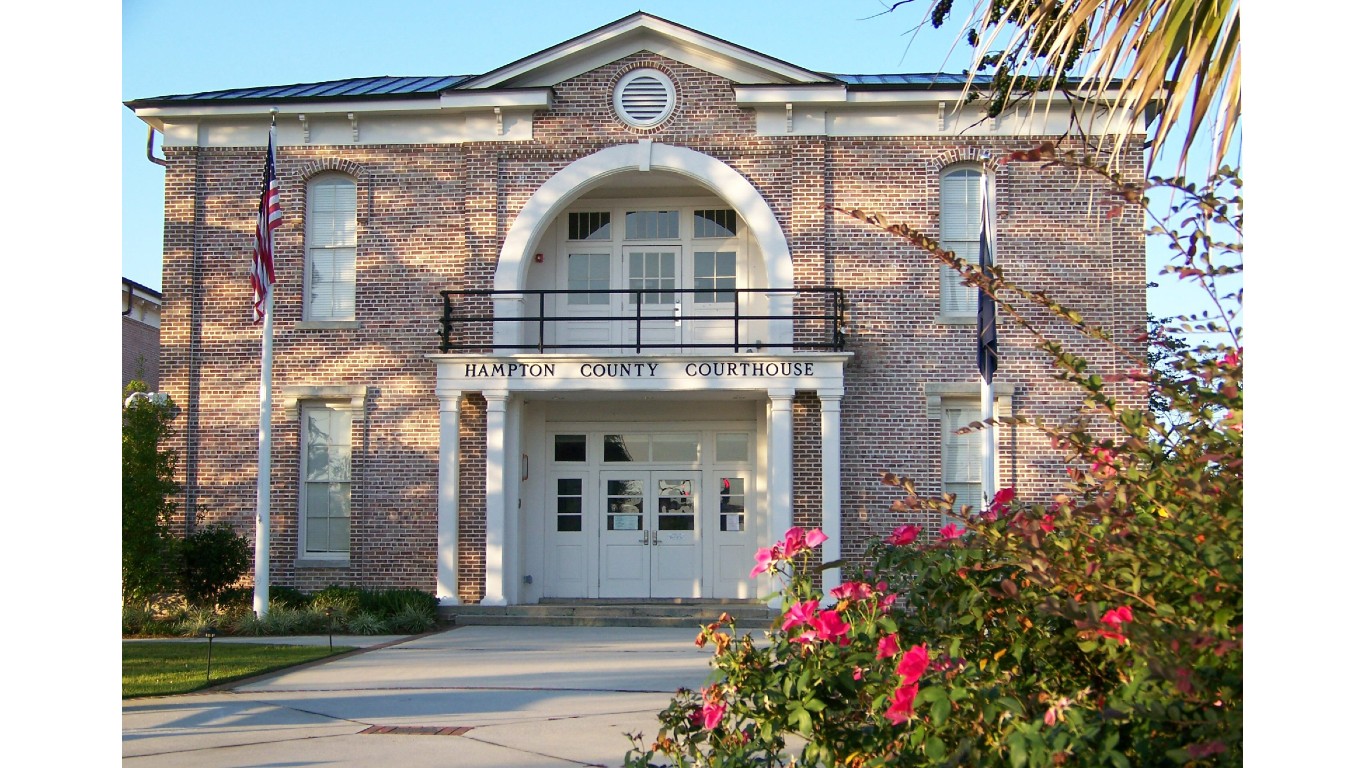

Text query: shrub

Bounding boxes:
[627,164,1242,766]
[344,611,389,635]
[122,382,181,604]
[312,585,364,617]
[360,588,437,619]
[171,606,223,638]
[179,524,251,607]
[268,585,312,610]
[122,605,155,636]
[260,608,307,636]
[387,603,437,634]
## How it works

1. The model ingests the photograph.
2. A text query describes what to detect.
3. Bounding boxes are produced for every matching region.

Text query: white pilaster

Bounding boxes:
[436,392,461,605]
[767,389,795,609]
[819,391,843,595]
[504,395,523,604]
[482,391,510,606]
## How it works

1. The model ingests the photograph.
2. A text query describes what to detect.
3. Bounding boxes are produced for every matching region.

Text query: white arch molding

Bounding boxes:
[491,140,794,347]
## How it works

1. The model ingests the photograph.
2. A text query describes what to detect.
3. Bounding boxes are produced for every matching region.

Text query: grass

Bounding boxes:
[123,642,354,698]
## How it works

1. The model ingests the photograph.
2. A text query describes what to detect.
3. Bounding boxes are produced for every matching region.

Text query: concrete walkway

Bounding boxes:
[123,625,719,767]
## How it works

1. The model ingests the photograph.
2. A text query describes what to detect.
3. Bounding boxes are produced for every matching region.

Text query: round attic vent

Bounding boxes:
[613,68,676,128]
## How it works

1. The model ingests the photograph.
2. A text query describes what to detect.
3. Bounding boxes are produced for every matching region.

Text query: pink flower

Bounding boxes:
[853,666,864,681]
[878,592,898,613]
[897,644,930,682]
[1039,514,1056,533]
[749,547,775,579]
[887,524,921,546]
[876,634,901,659]
[1097,606,1134,643]
[940,523,966,540]
[805,528,829,548]
[811,610,851,644]
[698,686,727,730]
[984,487,1015,521]
[781,599,819,631]
[1101,606,1134,627]
[829,581,872,601]
[884,680,920,724]
[1090,447,1117,477]
[780,527,806,557]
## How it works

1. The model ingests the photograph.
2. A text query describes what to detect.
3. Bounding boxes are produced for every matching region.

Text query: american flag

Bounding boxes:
[250,131,282,323]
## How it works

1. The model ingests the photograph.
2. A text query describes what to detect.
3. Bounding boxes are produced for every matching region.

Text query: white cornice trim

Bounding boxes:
[439,89,554,109]
[734,85,848,104]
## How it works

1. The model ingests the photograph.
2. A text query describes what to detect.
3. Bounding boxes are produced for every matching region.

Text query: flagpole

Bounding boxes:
[253,111,279,618]
[978,158,998,510]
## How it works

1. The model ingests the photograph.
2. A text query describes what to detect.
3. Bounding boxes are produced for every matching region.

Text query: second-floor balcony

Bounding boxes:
[439,287,845,355]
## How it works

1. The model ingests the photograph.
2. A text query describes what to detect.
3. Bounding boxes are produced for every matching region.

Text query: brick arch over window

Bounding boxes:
[296,159,368,224]
[929,147,1001,175]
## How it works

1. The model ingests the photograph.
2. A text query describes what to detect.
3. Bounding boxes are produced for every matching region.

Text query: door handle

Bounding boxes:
[652,530,660,546]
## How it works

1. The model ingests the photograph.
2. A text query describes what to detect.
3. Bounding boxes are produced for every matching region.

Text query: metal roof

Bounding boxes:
[126,75,475,108]
[128,71,1068,109]
[829,73,974,88]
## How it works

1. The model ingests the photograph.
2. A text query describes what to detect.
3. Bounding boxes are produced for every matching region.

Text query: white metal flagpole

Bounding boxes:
[252,112,281,618]
[254,286,274,617]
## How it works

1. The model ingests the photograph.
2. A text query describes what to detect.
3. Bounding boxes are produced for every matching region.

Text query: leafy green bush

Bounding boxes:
[344,610,389,635]
[171,606,222,638]
[627,166,1242,767]
[268,585,312,610]
[122,382,181,604]
[180,524,251,607]
[387,603,437,634]
[360,588,438,619]
[312,585,364,616]
[122,605,155,636]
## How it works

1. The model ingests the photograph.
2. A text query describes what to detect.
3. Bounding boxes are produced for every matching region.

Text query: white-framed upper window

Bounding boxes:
[613,68,677,129]
[939,164,987,319]
[300,401,353,556]
[305,173,357,321]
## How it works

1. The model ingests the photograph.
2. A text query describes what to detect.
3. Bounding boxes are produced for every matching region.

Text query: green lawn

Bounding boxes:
[123,642,354,698]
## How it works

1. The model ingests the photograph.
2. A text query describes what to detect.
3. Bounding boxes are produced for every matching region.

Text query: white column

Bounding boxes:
[482,391,509,606]
[767,389,794,609]
[435,392,461,606]
[504,396,523,605]
[819,390,843,595]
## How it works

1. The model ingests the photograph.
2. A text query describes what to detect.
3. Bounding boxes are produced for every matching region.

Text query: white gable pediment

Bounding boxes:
[458,12,834,90]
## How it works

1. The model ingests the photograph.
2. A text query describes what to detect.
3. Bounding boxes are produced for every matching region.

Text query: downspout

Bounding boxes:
[146,126,168,167]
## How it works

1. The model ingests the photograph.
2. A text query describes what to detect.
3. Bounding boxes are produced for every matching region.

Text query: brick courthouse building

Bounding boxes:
[126,13,1145,608]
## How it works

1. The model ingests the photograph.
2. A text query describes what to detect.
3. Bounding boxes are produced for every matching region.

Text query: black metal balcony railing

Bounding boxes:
[439,287,846,353]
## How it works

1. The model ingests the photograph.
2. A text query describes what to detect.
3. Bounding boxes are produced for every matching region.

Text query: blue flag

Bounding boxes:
[976,174,998,384]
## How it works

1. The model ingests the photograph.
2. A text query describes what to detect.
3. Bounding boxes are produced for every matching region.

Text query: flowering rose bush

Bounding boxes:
[626,165,1241,767]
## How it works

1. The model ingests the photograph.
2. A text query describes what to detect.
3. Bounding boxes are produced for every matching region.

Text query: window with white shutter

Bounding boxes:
[939,165,985,319]
[305,174,357,321]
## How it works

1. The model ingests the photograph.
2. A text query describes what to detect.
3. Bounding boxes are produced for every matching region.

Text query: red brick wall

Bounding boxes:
[157,53,1145,598]
[123,317,160,391]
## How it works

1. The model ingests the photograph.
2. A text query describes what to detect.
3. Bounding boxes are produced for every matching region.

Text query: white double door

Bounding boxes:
[600,470,702,598]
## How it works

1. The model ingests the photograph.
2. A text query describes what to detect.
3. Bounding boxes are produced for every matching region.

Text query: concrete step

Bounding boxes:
[440,600,774,629]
